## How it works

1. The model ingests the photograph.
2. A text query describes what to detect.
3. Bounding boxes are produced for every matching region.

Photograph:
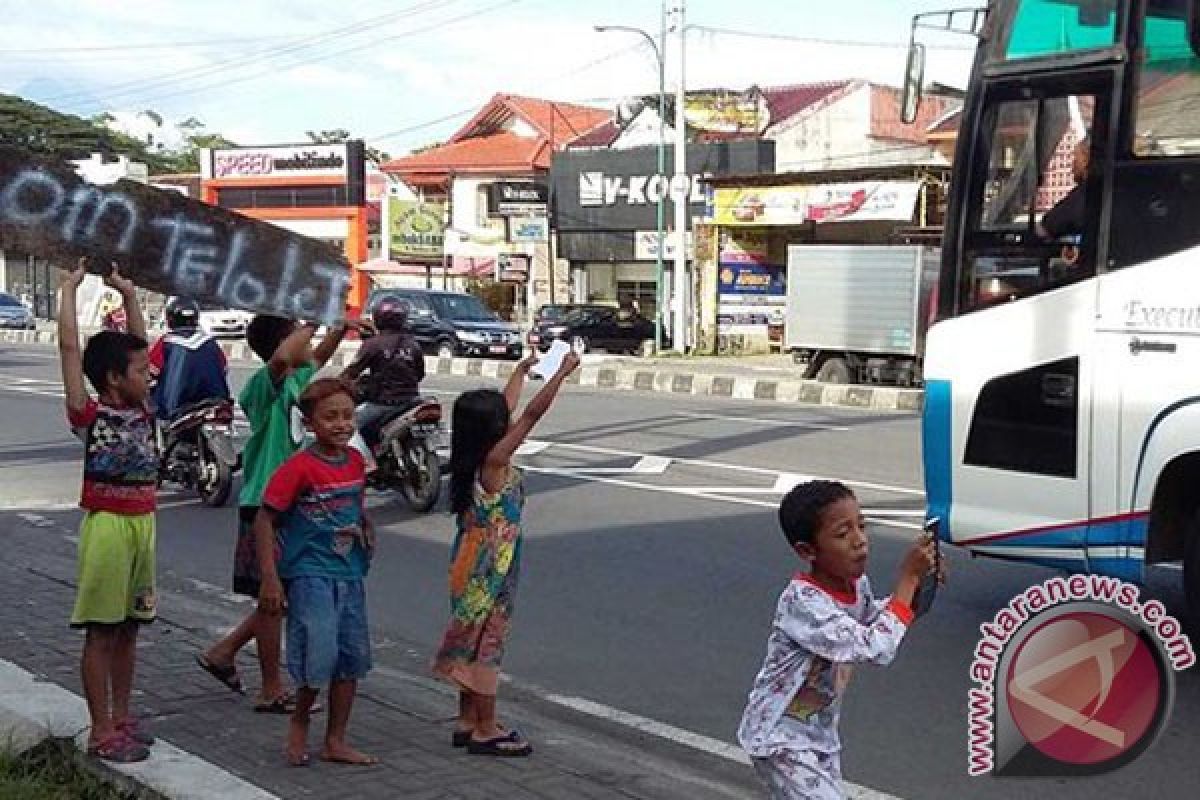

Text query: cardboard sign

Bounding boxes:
[0,147,351,326]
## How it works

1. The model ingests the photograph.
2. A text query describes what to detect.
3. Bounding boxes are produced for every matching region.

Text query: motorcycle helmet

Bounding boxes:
[165,297,201,330]
[373,297,411,333]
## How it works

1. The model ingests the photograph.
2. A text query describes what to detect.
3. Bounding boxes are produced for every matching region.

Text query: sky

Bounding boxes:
[0,0,979,158]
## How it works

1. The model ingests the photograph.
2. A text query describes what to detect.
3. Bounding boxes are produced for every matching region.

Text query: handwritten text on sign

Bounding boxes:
[0,148,350,326]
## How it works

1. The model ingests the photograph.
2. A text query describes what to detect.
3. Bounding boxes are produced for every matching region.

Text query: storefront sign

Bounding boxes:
[209,144,350,180]
[552,141,775,232]
[718,263,787,298]
[712,181,922,226]
[488,182,548,215]
[685,88,770,135]
[0,147,351,326]
[387,199,445,262]
[510,216,548,243]
[719,229,770,265]
[634,230,694,261]
[496,253,530,282]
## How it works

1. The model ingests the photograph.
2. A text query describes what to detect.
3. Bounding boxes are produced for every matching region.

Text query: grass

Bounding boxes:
[0,740,136,800]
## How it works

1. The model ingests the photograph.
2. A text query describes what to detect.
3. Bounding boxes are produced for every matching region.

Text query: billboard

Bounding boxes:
[684,88,770,136]
[712,182,922,226]
[387,199,445,262]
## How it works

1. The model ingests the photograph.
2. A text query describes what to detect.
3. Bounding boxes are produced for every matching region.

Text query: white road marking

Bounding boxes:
[16,512,55,528]
[675,411,849,431]
[158,498,202,510]
[185,578,252,605]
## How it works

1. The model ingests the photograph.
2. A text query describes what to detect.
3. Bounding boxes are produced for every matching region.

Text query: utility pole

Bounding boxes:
[670,0,688,353]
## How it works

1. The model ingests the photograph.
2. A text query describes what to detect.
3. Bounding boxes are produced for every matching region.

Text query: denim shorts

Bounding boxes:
[285,577,371,688]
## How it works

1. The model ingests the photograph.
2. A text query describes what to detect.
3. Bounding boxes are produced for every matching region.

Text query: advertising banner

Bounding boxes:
[209,143,351,180]
[387,199,445,262]
[718,263,786,298]
[634,230,694,261]
[510,216,549,243]
[0,147,351,326]
[719,229,770,265]
[684,88,770,136]
[488,182,548,216]
[713,181,922,226]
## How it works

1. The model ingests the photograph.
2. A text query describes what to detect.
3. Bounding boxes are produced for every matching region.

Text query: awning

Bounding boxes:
[356,257,494,278]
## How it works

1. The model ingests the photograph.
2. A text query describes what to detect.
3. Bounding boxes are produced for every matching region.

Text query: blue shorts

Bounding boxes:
[285,577,371,688]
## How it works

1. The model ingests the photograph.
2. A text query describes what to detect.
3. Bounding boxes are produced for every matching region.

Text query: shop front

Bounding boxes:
[695,165,949,354]
[200,142,369,310]
[551,141,774,328]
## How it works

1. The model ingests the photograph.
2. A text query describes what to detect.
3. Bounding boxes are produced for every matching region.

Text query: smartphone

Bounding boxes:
[911,517,941,618]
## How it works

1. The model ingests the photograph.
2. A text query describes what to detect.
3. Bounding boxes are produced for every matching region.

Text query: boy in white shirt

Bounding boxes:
[737,480,939,799]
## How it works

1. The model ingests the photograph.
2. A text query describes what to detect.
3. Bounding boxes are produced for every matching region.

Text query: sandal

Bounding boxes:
[255,691,323,715]
[116,717,156,746]
[196,654,244,695]
[467,731,532,757]
[285,750,311,768]
[453,727,515,748]
[88,733,150,764]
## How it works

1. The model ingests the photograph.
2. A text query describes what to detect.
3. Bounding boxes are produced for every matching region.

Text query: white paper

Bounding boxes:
[531,339,571,380]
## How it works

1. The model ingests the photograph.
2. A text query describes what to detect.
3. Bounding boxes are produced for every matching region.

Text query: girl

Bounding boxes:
[433,349,580,757]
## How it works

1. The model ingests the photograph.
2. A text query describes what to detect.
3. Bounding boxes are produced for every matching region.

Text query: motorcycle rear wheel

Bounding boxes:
[197,439,233,507]
[402,443,442,513]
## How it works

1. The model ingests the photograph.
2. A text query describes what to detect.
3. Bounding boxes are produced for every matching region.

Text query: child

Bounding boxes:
[255,378,376,767]
[737,481,938,799]
[58,260,157,763]
[197,315,355,712]
[432,349,580,757]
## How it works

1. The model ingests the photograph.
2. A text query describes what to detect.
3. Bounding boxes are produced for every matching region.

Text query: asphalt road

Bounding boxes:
[1,342,1196,799]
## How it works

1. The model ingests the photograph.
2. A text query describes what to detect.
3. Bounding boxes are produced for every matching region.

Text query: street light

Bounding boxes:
[594,22,667,354]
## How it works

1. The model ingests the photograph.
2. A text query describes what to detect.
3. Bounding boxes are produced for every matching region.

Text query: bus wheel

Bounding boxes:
[1185,517,1200,630]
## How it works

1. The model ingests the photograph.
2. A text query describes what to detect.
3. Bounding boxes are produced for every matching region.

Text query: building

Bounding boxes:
[198,141,371,309]
[380,93,612,318]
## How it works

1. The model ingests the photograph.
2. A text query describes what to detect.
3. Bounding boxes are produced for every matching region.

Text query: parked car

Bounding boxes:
[528,305,661,354]
[366,288,522,360]
[0,292,35,330]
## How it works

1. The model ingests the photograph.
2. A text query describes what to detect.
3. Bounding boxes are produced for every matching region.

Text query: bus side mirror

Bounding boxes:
[901,42,926,125]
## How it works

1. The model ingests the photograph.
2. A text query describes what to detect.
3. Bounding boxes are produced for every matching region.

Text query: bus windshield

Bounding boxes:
[989,0,1119,61]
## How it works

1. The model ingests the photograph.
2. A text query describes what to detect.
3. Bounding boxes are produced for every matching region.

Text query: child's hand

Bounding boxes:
[258,576,285,616]
[517,353,539,373]
[103,264,136,297]
[900,533,937,583]
[558,350,581,375]
[62,258,88,290]
[351,318,378,338]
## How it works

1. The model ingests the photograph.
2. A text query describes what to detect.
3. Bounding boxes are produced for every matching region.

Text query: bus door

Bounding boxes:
[946,71,1113,568]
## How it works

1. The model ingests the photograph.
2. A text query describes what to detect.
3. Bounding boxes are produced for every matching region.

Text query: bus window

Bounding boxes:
[966,94,1096,312]
[1135,0,1200,157]
[990,0,1119,62]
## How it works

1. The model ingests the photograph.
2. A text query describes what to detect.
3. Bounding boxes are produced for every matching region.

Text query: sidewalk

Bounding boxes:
[0,509,756,800]
[1,328,923,413]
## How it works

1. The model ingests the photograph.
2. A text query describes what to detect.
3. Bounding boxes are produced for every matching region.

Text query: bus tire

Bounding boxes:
[1185,513,1200,630]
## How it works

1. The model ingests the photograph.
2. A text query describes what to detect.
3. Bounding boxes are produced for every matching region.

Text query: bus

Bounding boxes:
[904,0,1200,622]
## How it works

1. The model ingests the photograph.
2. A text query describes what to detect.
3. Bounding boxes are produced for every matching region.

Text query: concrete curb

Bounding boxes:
[0,329,923,413]
[0,658,278,800]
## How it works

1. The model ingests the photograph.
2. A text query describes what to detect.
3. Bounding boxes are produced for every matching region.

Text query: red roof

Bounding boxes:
[381,93,611,180]
[567,120,621,148]
[761,81,854,124]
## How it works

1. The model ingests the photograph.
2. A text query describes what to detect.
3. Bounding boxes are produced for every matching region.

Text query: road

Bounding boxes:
[0,342,1196,799]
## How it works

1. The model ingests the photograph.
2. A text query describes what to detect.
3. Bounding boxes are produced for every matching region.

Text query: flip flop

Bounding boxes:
[255,691,323,714]
[453,728,516,748]
[195,654,244,695]
[285,750,311,768]
[467,732,532,757]
[88,733,150,764]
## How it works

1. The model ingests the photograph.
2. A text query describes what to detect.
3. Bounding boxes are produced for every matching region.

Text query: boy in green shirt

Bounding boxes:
[197,314,366,711]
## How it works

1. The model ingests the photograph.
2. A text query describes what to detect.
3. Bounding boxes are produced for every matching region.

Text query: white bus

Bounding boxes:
[906,0,1200,621]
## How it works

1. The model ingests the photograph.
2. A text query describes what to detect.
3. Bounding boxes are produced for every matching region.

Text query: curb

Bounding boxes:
[0,658,278,800]
[0,330,923,413]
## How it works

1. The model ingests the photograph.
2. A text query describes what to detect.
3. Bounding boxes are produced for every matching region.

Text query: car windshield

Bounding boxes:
[538,306,568,321]
[0,294,22,307]
[431,294,497,321]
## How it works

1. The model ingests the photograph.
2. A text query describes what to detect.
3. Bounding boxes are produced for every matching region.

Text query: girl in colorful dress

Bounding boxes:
[433,348,580,757]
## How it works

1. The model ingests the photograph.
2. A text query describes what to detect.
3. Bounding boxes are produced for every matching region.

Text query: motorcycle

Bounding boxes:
[158,398,239,507]
[359,399,444,513]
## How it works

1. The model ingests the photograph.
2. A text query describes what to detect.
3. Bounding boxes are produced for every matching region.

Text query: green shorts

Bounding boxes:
[71,512,157,628]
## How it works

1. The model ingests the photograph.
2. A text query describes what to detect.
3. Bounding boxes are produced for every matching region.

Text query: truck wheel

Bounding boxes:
[815,357,852,385]
[1185,513,1200,630]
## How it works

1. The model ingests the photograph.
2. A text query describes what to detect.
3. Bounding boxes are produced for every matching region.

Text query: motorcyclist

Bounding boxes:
[341,298,426,454]
[148,297,233,420]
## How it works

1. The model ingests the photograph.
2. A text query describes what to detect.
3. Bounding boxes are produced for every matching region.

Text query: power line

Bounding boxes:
[0,36,291,55]
[690,24,976,52]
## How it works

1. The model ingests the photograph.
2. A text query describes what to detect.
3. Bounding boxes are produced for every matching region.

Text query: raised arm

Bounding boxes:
[312,324,348,369]
[103,266,145,340]
[268,323,318,382]
[487,351,579,467]
[58,260,89,415]
[503,354,538,412]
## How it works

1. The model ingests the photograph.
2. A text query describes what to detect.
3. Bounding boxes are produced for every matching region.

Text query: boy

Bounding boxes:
[197,314,356,712]
[737,481,938,799]
[59,260,157,763]
[256,378,377,767]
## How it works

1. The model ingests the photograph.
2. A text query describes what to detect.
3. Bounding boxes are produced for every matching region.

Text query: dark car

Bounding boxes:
[366,288,523,360]
[0,293,35,330]
[528,305,661,355]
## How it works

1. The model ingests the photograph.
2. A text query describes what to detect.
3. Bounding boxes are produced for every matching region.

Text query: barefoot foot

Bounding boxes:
[320,742,378,765]
[285,715,310,767]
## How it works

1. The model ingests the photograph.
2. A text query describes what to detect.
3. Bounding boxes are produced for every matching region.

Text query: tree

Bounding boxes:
[305,129,390,166]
